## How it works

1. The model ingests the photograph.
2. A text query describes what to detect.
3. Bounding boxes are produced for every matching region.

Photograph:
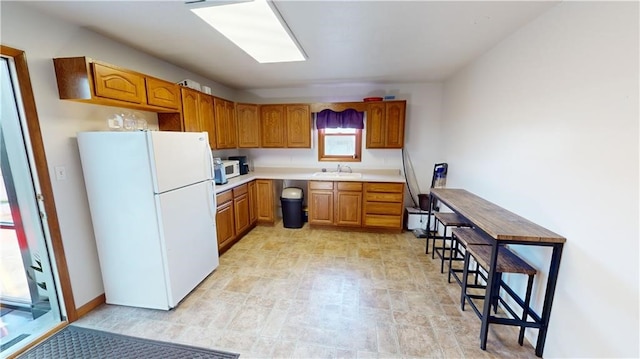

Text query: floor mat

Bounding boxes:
[17,325,239,359]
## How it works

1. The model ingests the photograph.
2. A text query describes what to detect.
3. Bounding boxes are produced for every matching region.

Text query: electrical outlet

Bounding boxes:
[54,166,67,181]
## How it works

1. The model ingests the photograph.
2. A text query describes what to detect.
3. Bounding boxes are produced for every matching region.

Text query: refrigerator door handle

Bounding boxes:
[207,181,216,223]
[204,135,215,180]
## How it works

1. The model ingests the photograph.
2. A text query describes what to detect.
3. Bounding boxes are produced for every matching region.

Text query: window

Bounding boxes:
[318,127,362,162]
[316,109,364,162]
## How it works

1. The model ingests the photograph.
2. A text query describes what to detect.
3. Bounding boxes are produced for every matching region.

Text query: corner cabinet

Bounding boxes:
[53,57,180,112]
[256,179,275,224]
[160,88,216,148]
[366,100,406,148]
[260,104,311,148]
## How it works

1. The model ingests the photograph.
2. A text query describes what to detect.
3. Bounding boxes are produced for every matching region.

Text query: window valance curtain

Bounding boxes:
[316,109,364,129]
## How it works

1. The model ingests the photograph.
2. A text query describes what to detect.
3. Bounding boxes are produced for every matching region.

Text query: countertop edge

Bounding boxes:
[214,170,406,194]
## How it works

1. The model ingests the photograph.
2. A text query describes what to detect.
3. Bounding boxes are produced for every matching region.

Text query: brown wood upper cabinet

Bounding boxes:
[214,97,237,149]
[169,88,217,149]
[286,104,311,148]
[53,57,180,112]
[260,104,311,148]
[366,100,406,148]
[236,103,260,148]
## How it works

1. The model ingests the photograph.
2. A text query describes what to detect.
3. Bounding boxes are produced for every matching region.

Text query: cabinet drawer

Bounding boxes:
[364,192,403,203]
[364,182,404,193]
[337,181,362,191]
[233,183,248,197]
[364,214,402,228]
[216,190,233,205]
[364,202,403,215]
[309,181,334,190]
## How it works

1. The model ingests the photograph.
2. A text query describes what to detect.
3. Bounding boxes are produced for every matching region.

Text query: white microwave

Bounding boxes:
[221,160,240,179]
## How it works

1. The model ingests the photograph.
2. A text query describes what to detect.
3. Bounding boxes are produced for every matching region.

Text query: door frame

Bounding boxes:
[1,45,77,321]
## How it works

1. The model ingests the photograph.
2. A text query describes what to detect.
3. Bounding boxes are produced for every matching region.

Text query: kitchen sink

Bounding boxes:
[312,172,362,179]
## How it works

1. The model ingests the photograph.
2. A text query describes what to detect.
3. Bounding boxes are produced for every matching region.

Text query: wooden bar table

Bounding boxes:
[426,188,566,357]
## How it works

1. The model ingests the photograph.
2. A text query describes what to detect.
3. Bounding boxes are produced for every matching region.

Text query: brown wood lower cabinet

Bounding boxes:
[363,182,404,230]
[215,190,235,253]
[216,182,258,255]
[256,179,275,224]
[308,181,362,227]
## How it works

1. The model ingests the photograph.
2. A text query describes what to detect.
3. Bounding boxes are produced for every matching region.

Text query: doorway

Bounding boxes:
[0,52,64,356]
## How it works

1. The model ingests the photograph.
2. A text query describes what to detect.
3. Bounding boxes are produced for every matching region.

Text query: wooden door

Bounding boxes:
[236,103,260,148]
[256,179,274,223]
[309,190,334,225]
[225,100,237,148]
[145,77,180,110]
[365,102,385,148]
[335,191,362,226]
[260,105,286,148]
[385,101,406,148]
[181,88,201,132]
[92,62,145,104]
[248,180,258,225]
[285,104,311,148]
[234,193,250,235]
[214,97,236,149]
[335,182,362,227]
[199,93,216,149]
[215,200,235,249]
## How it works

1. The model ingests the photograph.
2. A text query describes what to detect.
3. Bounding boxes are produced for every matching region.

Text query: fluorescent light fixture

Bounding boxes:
[189,0,306,63]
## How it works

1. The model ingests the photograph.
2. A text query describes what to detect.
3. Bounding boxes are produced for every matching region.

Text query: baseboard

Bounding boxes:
[75,293,106,319]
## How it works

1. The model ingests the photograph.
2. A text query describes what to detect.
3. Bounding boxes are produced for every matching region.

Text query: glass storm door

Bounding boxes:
[0,56,62,355]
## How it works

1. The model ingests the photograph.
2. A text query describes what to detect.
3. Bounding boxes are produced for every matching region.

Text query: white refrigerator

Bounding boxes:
[77,131,219,310]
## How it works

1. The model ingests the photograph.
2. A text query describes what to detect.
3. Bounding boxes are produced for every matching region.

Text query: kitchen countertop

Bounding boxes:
[214,167,405,194]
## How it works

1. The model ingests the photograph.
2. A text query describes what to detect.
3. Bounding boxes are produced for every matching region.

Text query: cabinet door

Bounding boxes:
[286,104,311,148]
[385,101,406,148]
[260,105,286,148]
[256,179,274,223]
[214,98,237,149]
[248,180,258,225]
[145,77,180,110]
[366,102,385,148]
[234,193,250,235]
[236,104,260,148]
[335,182,363,227]
[92,63,145,104]
[181,88,201,132]
[199,93,216,149]
[216,200,235,249]
[309,190,334,225]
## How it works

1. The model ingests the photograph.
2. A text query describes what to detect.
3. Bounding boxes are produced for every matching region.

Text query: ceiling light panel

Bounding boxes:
[190,0,306,63]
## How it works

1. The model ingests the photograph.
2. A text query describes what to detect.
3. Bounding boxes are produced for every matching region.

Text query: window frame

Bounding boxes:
[317,128,362,162]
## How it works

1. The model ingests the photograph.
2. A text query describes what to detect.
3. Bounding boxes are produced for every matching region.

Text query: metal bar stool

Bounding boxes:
[448,227,492,286]
[461,239,537,346]
[430,212,472,273]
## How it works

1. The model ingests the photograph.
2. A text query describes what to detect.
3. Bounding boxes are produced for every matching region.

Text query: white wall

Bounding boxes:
[238,83,444,204]
[2,2,237,308]
[441,2,638,358]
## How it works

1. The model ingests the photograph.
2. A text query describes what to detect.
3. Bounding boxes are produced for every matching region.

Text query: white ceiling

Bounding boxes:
[22,1,559,90]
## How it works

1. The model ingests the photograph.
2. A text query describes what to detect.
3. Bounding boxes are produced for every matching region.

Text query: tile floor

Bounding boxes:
[75,223,538,358]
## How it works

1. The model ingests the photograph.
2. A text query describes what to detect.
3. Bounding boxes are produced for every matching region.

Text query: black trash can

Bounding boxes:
[281,187,304,228]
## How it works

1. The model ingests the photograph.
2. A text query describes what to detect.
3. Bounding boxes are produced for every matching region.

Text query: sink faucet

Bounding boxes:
[337,164,352,173]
